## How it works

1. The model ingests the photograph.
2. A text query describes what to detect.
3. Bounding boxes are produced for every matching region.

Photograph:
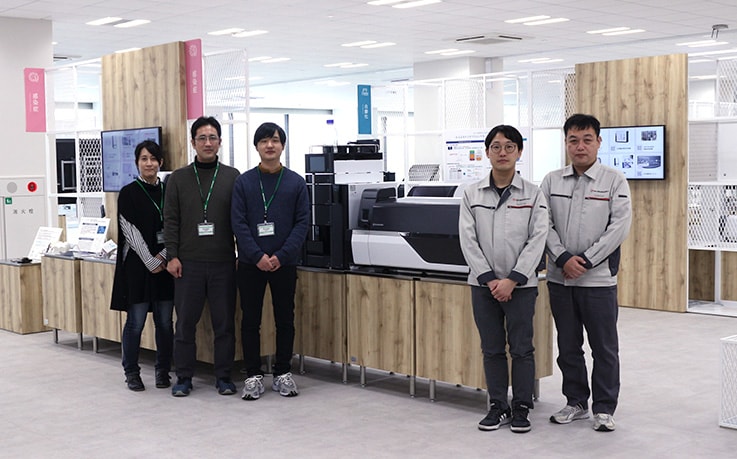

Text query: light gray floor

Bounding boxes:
[1,306,736,458]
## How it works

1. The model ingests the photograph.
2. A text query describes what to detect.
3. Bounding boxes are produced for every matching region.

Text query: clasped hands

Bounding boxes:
[257,253,281,272]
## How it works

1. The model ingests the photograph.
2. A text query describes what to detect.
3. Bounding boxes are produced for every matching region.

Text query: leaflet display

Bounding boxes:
[598,125,665,180]
[101,127,162,192]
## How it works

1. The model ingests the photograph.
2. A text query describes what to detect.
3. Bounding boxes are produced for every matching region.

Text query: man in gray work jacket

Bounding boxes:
[541,113,632,432]
[459,124,548,433]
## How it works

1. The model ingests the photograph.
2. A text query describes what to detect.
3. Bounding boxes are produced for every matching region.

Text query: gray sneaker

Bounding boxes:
[550,404,590,424]
[593,413,616,432]
[272,372,299,397]
[241,375,265,400]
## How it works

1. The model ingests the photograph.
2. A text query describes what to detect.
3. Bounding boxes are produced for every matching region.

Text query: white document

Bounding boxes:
[76,217,111,254]
[28,226,63,260]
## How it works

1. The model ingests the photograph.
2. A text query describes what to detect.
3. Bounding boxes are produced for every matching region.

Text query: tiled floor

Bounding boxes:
[1,306,736,458]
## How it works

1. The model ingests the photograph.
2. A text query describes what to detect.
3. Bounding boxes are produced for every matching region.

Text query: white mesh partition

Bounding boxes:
[444,77,485,130]
[716,59,737,118]
[720,335,737,429]
[689,122,719,181]
[203,50,249,170]
[688,183,737,251]
[531,70,575,128]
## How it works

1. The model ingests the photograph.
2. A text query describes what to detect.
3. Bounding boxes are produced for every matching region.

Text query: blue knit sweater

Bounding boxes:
[230,165,309,265]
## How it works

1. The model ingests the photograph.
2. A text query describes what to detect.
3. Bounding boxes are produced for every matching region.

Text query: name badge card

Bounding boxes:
[198,222,215,237]
[257,222,275,237]
[156,231,165,244]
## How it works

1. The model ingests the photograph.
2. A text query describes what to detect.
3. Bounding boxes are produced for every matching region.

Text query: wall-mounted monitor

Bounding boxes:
[101,126,162,192]
[598,125,665,180]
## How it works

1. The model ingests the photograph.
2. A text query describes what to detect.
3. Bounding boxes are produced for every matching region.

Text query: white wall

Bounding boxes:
[0,17,53,177]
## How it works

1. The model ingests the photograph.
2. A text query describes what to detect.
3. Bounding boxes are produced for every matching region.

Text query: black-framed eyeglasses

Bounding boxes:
[489,143,517,153]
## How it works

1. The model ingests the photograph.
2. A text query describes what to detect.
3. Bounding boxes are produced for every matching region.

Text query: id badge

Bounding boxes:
[198,222,215,237]
[156,231,165,244]
[257,221,275,237]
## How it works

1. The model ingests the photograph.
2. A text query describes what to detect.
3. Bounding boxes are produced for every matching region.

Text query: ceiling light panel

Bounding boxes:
[393,0,442,8]
[86,17,122,26]
[114,19,151,28]
[523,18,569,26]
[505,16,550,24]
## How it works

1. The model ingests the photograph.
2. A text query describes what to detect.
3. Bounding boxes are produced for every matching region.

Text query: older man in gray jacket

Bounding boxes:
[541,113,632,432]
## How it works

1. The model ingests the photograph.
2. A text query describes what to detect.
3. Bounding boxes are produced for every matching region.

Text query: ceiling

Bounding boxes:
[2,0,736,87]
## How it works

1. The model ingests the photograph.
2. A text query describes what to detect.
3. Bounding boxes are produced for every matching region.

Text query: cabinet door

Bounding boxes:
[295,270,346,363]
[346,274,414,375]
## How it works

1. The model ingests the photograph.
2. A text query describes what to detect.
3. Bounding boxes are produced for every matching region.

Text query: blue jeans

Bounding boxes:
[471,285,537,410]
[122,300,174,376]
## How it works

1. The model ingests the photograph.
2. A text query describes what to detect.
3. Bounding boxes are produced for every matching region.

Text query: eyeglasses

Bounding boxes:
[195,135,220,144]
[489,143,517,153]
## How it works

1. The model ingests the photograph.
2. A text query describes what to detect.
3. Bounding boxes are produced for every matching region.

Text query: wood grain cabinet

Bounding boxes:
[346,273,415,376]
[0,261,46,334]
[80,258,121,344]
[414,278,553,390]
[41,255,82,344]
[295,268,346,364]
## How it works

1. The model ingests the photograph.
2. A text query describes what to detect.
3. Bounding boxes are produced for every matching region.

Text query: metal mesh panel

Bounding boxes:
[688,183,737,251]
[78,133,102,193]
[204,50,248,114]
[79,196,105,218]
[444,78,484,130]
[720,335,737,429]
[408,164,440,181]
[531,70,575,127]
[689,123,718,181]
[716,59,737,117]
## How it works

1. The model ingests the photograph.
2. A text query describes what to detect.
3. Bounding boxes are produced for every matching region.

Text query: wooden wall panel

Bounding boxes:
[101,41,188,240]
[576,54,688,312]
[689,250,715,301]
[721,252,737,300]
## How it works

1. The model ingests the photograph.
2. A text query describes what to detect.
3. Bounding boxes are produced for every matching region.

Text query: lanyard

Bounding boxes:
[258,167,284,221]
[135,178,164,222]
[193,162,219,222]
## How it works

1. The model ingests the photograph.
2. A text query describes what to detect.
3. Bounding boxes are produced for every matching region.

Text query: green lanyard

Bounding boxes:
[258,167,284,222]
[135,178,164,222]
[193,162,220,222]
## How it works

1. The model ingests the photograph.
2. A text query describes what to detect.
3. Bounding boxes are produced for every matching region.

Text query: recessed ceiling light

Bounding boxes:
[677,39,727,47]
[505,16,550,24]
[602,29,645,36]
[325,62,354,67]
[261,57,290,63]
[86,17,122,26]
[688,58,713,63]
[441,50,475,56]
[341,63,369,68]
[367,0,404,5]
[232,30,268,38]
[690,48,737,56]
[587,27,630,34]
[425,49,458,54]
[208,28,244,36]
[342,40,377,47]
[114,19,150,28]
[52,41,58,45]
[224,76,246,81]
[393,0,442,8]
[361,42,396,49]
[249,76,264,81]
[523,18,569,26]
[248,56,272,62]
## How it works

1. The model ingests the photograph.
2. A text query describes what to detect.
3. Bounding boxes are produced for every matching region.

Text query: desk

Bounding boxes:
[41,255,83,348]
[0,260,46,334]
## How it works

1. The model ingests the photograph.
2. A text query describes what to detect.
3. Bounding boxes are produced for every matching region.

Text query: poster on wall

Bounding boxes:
[443,129,490,182]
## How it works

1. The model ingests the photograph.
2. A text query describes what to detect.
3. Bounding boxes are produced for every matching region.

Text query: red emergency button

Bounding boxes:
[28,181,38,192]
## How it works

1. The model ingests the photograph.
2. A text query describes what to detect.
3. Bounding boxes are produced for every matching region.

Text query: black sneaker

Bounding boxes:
[511,403,532,433]
[126,374,145,392]
[478,401,511,431]
[171,377,193,397]
[155,371,171,389]
[216,377,237,395]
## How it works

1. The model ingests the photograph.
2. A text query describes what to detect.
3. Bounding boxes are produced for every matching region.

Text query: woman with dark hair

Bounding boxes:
[111,140,174,391]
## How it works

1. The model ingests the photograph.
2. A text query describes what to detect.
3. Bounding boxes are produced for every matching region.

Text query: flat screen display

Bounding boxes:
[598,125,665,180]
[101,127,162,192]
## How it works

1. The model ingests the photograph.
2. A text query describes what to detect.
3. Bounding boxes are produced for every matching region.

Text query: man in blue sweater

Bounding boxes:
[231,122,310,400]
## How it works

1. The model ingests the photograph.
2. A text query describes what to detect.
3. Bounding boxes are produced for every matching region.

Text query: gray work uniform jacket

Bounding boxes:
[459,172,549,288]
[540,161,632,287]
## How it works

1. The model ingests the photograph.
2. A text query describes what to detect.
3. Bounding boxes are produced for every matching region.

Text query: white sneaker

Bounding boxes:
[241,375,265,400]
[593,413,616,432]
[550,404,590,424]
[272,372,299,397]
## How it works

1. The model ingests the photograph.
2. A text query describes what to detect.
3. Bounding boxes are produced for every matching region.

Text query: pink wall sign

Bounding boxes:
[24,68,47,132]
[185,39,204,119]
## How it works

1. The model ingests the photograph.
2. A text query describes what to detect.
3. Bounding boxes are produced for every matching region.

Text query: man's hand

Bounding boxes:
[563,255,588,279]
[268,255,281,272]
[166,257,183,278]
[489,278,516,302]
[256,254,273,272]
